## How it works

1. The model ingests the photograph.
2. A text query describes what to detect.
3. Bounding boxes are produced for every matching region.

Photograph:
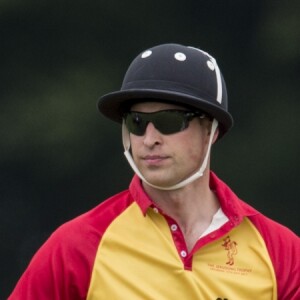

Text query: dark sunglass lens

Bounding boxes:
[154,111,186,134]
[125,110,196,136]
[125,113,147,136]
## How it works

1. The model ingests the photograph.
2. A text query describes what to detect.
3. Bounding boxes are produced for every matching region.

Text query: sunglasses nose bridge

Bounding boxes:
[142,121,163,145]
[141,115,159,135]
[144,121,158,134]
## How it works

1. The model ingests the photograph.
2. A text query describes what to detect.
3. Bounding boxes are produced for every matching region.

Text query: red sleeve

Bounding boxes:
[249,215,300,300]
[8,216,101,300]
[8,190,132,300]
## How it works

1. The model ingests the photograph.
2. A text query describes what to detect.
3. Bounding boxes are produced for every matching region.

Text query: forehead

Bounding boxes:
[130,101,187,112]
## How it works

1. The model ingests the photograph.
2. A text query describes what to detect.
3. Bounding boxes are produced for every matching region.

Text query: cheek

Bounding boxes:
[183,132,208,162]
[187,142,204,162]
[128,136,140,158]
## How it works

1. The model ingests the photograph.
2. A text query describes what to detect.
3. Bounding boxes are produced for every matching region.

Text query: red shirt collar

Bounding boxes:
[129,171,258,223]
[129,175,153,214]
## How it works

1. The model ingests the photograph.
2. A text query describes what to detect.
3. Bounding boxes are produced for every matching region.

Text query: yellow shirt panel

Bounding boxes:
[87,203,276,300]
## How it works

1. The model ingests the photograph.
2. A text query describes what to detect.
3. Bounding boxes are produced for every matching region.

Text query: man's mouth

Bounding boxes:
[143,155,169,165]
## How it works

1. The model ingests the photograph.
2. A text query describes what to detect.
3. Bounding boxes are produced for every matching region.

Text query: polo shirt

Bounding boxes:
[9,172,300,299]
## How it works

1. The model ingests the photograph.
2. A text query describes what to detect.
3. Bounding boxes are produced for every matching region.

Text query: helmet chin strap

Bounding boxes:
[122,118,218,191]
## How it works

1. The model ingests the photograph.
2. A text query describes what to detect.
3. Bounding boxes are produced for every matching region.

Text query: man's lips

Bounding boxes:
[142,155,169,165]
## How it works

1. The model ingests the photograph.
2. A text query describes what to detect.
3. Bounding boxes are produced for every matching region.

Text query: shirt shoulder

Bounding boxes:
[9,189,133,300]
[249,213,300,300]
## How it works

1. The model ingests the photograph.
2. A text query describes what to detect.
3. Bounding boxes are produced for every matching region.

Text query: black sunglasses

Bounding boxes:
[124,109,206,136]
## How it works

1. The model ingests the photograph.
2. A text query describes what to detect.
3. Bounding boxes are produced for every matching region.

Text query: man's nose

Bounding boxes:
[142,122,162,147]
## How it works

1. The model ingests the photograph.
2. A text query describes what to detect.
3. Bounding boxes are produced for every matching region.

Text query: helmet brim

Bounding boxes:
[98,89,233,139]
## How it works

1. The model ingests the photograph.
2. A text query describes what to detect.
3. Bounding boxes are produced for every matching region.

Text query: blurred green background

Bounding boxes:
[1,0,299,298]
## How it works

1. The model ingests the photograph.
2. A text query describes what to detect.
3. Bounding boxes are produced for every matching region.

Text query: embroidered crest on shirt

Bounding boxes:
[222,236,238,265]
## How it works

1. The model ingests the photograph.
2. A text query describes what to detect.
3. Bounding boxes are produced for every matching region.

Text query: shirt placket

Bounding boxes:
[152,205,193,270]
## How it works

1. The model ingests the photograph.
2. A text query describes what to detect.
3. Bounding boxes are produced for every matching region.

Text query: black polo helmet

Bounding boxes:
[98,43,233,138]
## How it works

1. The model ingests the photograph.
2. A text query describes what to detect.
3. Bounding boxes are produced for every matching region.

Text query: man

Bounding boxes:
[9,44,299,299]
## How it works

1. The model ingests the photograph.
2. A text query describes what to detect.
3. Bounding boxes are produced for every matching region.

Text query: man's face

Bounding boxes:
[129,102,213,188]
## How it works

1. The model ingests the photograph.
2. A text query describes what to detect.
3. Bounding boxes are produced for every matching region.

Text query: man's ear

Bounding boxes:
[212,127,219,144]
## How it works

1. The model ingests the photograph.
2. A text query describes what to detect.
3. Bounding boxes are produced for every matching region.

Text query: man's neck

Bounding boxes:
[143,171,220,251]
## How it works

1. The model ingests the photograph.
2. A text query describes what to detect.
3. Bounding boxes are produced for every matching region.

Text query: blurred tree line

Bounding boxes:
[1,0,299,298]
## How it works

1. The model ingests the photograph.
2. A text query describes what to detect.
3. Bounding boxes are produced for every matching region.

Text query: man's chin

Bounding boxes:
[142,174,179,189]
